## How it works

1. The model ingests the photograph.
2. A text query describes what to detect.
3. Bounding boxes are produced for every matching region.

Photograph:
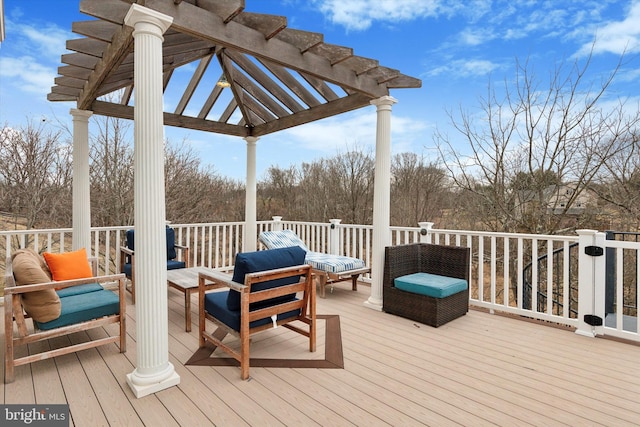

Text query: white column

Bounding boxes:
[244,136,259,252]
[124,4,179,398]
[70,108,93,252]
[365,95,397,311]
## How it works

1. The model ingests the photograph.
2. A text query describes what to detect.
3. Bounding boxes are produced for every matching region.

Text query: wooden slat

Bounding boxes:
[174,54,213,115]
[233,12,287,40]
[252,93,371,137]
[89,100,247,136]
[72,20,120,43]
[231,66,291,118]
[66,38,108,57]
[195,0,245,23]
[257,60,321,108]
[275,28,323,53]
[225,50,305,113]
[307,43,353,66]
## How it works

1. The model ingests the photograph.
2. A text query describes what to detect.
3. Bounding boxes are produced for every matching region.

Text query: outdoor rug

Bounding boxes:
[186,314,344,369]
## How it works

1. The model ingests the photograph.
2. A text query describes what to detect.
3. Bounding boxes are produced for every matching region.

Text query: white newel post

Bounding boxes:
[271,216,283,231]
[329,219,341,255]
[244,136,259,252]
[124,4,180,398]
[575,229,606,338]
[365,95,397,311]
[70,108,93,252]
[418,222,434,244]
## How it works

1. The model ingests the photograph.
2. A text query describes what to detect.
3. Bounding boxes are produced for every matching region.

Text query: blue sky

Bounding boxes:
[1,0,639,180]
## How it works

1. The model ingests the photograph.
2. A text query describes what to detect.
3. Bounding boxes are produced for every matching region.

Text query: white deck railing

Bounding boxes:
[2,219,637,342]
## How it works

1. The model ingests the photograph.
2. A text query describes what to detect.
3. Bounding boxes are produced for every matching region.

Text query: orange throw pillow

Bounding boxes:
[43,248,93,281]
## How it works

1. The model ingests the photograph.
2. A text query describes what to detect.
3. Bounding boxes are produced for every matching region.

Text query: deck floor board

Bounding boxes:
[2,282,639,426]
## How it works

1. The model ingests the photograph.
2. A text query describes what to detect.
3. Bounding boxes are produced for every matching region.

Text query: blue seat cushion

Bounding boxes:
[35,289,120,331]
[55,283,104,298]
[126,226,179,260]
[227,246,306,311]
[394,273,468,299]
[206,291,301,332]
[167,260,186,270]
[305,251,366,273]
[122,260,185,279]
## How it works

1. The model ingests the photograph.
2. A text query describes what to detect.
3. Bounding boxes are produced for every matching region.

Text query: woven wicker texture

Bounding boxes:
[383,243,470,327]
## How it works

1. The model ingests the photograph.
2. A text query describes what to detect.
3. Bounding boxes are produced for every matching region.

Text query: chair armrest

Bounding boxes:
[198,270,245,292]
[174,245,190,268]
[3,274,127,296]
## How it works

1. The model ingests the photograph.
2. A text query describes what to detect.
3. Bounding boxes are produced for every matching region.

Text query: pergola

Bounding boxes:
[49,0,421,397]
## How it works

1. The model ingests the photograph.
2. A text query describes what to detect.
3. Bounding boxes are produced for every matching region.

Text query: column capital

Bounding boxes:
[244,136,260,144]
[125,4,173,35]
[370,95,398,108]
[70,109,93,120]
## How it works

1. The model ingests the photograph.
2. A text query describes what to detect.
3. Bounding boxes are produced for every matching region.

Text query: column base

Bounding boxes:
[363,298,383,311]
[127,363,180,398]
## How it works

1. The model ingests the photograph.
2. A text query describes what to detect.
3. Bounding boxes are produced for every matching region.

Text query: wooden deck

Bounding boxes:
[2,282,639,426]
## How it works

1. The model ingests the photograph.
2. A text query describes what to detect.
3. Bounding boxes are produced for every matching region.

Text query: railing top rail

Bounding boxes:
[430,228,579,241]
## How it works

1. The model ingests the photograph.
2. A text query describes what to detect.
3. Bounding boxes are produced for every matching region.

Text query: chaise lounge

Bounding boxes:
[259,229,370,297]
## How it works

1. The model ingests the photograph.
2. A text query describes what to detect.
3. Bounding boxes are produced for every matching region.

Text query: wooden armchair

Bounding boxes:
[198,246,316,380]
[120,226,189,303]
[4,249,126,383]
[383,243,470,327]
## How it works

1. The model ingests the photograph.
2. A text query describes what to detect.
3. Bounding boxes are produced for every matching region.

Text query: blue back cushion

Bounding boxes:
[126,227,177,260]
[226,246,306,311]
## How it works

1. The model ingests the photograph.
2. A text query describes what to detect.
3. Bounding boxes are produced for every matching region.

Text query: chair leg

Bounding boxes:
[130,277,135,304]
[351,274,359,291]
[4,326,14,383]
[316,273,327,298]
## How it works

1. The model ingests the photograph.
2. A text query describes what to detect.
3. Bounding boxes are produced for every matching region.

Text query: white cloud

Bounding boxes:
[428,58,501,78]
[576,1,640,56]
[313,0,451,31]
[0,56,56,95]
[277,110,427,154]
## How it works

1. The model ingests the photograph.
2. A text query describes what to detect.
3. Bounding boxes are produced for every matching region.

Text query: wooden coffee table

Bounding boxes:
[166,266,226,332]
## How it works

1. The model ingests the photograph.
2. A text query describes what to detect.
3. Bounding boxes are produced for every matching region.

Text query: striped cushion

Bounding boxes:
[259,230,309,252]
[259,230,367,274]
[305,252,366,273]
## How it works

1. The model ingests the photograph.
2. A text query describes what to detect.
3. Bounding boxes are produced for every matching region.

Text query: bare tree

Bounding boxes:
[0,120,72,229]
[435,50,639,234]
[592,127,640,230]
[325,146,374,224]
[164,138,243,223]
[90,115,135,227]
[391,152,449,226]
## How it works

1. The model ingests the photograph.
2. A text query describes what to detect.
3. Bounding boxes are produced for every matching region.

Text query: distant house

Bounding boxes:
[545,184,596,215]
[516,183,596,218]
